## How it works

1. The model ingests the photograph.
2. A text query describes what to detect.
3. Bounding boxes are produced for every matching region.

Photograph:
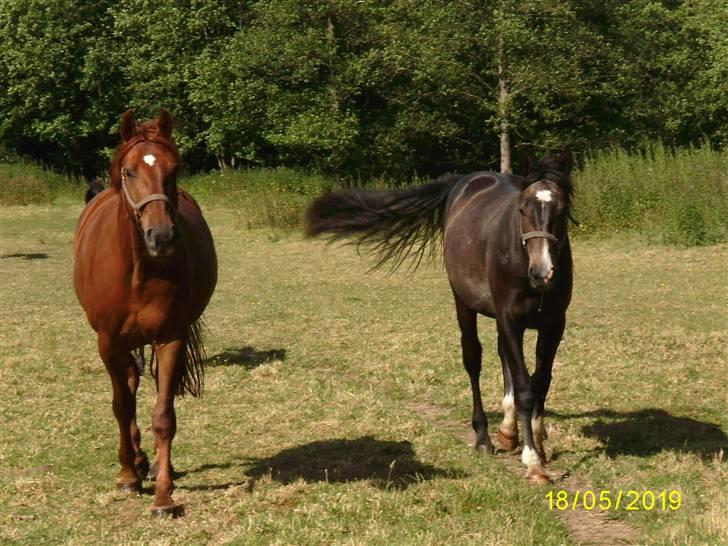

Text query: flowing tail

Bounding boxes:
[150,318,207,397]
[305,176,461,271]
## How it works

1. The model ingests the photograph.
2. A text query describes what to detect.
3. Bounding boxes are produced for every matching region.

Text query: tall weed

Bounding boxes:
[574,144,727,245]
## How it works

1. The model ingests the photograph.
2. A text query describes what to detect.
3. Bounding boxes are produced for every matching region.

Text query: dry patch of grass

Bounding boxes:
[1,204,725,545]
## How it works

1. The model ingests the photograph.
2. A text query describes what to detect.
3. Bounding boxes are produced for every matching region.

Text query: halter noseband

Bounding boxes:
[121,167,175,221]
[520,178,563,246]
[521,230,558,245]
[118,135,177,222]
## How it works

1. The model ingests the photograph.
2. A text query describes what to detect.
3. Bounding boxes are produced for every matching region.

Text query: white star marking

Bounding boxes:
[536,190,552,202]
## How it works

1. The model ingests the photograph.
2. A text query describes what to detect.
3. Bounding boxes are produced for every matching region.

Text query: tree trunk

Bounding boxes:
[498,36,512,174]
[216,155,228,172]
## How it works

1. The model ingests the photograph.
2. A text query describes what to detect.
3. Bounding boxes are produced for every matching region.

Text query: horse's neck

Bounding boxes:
[114,196,147,284]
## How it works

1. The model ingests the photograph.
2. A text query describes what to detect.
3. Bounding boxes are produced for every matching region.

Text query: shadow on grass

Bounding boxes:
[1,252,49,260]
[204,346,286,369]
[244,436,464,490]
[549,408,727,460]
[181,436,464,492]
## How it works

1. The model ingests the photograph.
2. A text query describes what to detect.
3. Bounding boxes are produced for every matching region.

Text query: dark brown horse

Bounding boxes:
[74,109,217,516]
[306,152,573,484]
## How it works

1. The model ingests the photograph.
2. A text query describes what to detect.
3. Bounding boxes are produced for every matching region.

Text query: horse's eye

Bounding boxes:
[126,169,137,179]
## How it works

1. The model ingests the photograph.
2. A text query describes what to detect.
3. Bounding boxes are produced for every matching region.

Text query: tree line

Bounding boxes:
[1,0,726,180]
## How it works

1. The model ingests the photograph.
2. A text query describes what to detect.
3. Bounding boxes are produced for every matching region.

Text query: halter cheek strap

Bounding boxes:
[121,168,175,220]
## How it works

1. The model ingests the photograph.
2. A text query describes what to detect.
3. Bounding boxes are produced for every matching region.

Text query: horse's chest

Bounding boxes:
[127,279,184,338]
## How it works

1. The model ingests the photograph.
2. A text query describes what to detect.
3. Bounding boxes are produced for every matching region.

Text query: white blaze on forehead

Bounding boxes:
[143,154,157,166]
[536,190,553,202]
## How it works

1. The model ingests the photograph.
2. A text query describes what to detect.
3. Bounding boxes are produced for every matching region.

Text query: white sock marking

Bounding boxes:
[536,190,552,202]
[521,445,540,466]
[501,393,517,435]
[143,154,156,166]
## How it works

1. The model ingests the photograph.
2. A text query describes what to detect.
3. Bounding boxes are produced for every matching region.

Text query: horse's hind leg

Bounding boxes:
[531,317,565,464]
[496,355,519,451]
[454,292,493,454]
[99,335,142,493]
[149,339,185,517]
[126,352,149,480]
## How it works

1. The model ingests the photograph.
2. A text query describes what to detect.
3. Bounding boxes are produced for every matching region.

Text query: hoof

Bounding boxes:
[116,481,142,494]
[150,504,185,519]
[474,439,494,455]
[526,466,551,486]
[136,453,150,480]
[496,429,519,451]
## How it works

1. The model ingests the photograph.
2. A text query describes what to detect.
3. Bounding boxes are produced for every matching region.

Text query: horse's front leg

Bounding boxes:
[126,352,149,480]
[496,318,549,485]
[150,339,185,517]
[531,317,565,464]
[497,348,519,451]
[98,335,142,493]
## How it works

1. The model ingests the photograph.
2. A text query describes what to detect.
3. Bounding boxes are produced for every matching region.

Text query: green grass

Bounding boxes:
[1,203,726,545]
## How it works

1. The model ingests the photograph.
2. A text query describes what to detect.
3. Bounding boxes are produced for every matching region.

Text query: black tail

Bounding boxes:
[306,176,461,271]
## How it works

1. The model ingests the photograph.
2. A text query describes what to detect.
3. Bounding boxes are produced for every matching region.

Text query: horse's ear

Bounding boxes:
[526,154,537,172]
[557,150,572,175]
[158,109,173,139]
[120,109,137,142]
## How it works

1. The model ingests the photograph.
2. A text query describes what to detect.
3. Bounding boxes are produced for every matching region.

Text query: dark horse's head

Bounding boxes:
[519,151,573,291]
[110,109,180,258]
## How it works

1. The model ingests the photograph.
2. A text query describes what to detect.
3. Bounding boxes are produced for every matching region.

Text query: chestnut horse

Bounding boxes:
[306,152,573,484]
[74,109,217,516]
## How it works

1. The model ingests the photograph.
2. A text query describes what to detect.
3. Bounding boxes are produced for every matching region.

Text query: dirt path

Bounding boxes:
[404,400,638,546]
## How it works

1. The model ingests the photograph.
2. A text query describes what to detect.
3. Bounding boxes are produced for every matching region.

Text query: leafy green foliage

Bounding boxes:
[1,0,726,179]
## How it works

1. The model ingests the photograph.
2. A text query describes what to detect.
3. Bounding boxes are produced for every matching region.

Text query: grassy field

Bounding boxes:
[0,203,726,545]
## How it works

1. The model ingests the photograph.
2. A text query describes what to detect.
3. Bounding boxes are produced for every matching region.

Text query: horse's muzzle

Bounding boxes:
[144,225,176,257]
[528,265,555,291]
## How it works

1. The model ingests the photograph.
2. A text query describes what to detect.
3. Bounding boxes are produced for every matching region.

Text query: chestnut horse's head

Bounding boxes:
[518,151,573,291]
[110,109,180,257]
